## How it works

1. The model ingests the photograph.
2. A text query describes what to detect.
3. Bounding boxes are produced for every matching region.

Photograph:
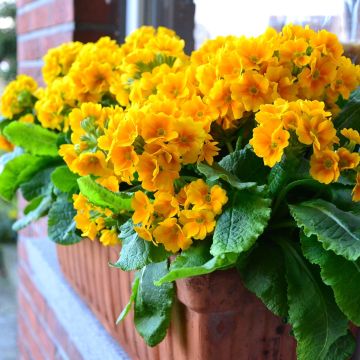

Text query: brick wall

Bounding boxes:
[16,1,127,359]
[17,0,123,83]
[18,238,83,360]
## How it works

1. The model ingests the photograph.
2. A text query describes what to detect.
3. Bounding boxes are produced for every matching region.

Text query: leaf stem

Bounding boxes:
[270,220,297,230]
[226,141,234,153]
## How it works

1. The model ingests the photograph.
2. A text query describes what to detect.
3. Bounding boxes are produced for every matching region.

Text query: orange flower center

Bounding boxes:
[324,159,333,169]
[249,86,258,95]
[196,217,204,224]
[312,69,320,80]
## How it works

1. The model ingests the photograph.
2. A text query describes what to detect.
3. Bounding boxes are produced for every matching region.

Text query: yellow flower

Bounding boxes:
[310,150,340,184]
[279,38,310,67]
[137,150,180,192]
[153,218,191,253]
[96,176,119,192]
[337,148,360,171]
[19,114,35,123]
[179,209,216,240]
[198,136,220,165]
[99,229,119,246]
[59,144,78,168]
[173,118,206,164]
[231,71,275,112]
[110,145,138,183]
[71,151,111,177]
[298,53,337,98]
[134,225,153,242]
[352,173,360,202]
[185,180,228,215]
[250,119,290,167]
[1,75,38,119]
[296,114,337,151]
[141,112,178,144]
[132,191,153,226]
[153,192,179,219]
[341,128,360,145]
[0,135,14,152]
[42,41,83,84]
[237,36,274,70]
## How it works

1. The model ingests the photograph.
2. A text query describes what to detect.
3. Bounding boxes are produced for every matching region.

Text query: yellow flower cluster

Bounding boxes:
[131,179,227,252]
[250,99,360,198]
[191,24,360,129]
[73,177,120,246]
[1,74,38,119]
[0,75,38,151]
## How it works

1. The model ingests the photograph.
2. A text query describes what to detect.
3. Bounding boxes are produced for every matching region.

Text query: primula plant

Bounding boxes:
[0,25,360,359]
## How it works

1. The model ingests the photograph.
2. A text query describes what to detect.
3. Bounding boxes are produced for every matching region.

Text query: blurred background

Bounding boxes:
[0,1,17,359]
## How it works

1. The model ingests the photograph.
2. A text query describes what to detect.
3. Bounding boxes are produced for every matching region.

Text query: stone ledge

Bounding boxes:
[18,235,130,360]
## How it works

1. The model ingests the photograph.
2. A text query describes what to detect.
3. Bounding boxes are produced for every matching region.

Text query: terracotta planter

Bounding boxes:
[57,239,297,359]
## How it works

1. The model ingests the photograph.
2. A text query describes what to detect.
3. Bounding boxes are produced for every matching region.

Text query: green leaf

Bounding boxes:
[237,241,288,318]
[116,274,140,324]
[77,176,133,213]
[211,189,271,256]
[301,232,360,326]
[219,146,269,184]
[197,162,257,190]
[3,122,59,157]
[51,165,79,193]
[333,87,360,131]
[20,166,54,201]
[0,154,54,201]
[134,261,174,347]
[155,241,237,285]
[290,199,360,261]
[48,195,82,245]
[325,332,356,360]
[24,195,44,214]
[278,239,348,360]
[112,220,169,271]
[12,195,52,231]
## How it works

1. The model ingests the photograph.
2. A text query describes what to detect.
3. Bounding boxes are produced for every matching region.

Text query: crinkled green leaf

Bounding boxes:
[301,232,360,326]
[134,261,174,347]
[219,146,269,184]
[0,154,54,201]
[155,241,237,285]
[112,220,169,271]
[51,165,79,193]
[211,189,271,256]
[12,195,52,231]
[48,195,82,245]
[20,166,54,201]
[117,274,140,324]
[237,241,288,318]
[197,162,257,190]
[333,87,360,131]
[279,239,348,360]
[78,175,133,213]
[326,332,356,360]
[290,199,360,261]
[3,121,59,156]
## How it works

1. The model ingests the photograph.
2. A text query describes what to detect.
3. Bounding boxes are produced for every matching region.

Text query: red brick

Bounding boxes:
[45,305,69,354]
[18,313,46,360]
[19,266,47,316]
[17,0,73,35]
[66,341,83,360]
[16,65,42,84]
[37,320,57,359]
[18,31,73,61]
[17,240,29,266]
[17,0,36,8]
